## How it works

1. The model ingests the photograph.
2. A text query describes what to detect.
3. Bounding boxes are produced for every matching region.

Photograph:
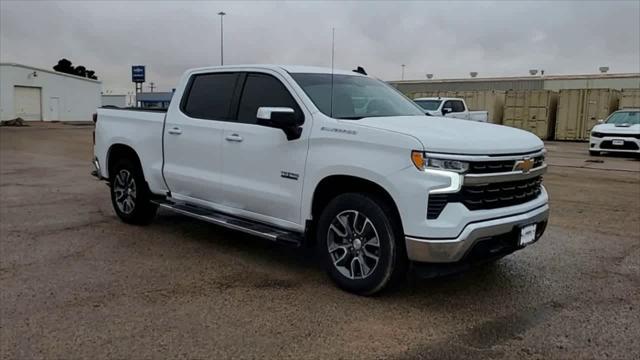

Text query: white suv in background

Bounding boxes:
[590,109,640,156]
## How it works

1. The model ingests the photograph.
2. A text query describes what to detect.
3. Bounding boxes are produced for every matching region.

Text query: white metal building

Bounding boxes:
[0,63,101,121]
[101,94,127,108]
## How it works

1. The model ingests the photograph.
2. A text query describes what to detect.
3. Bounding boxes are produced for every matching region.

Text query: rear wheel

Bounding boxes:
[109,158,157,225]
[316,193,407,295]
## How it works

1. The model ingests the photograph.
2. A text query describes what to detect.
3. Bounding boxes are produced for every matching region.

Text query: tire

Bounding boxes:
[589,150,600,156]
[316,193,407,295]
[109,157,157,225]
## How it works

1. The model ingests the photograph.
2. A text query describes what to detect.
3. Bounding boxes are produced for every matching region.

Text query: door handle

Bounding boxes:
[168,127,182,135]
[225,133,243,142]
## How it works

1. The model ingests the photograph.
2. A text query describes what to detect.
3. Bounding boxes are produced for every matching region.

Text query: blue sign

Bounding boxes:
[132,65,145,83]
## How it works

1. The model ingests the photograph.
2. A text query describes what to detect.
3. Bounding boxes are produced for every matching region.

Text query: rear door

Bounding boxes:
[219,72,309,227]
[162,72,241,204]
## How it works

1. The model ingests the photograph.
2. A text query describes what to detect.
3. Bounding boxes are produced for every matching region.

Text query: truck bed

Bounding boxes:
[94,107,167,193]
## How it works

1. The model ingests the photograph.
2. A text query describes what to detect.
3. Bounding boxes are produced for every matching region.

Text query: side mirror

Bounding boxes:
[442,107,453,115]
[256,107,303,140]
[597,119,604,124]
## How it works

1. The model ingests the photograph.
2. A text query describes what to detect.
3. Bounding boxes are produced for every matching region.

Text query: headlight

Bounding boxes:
[411,151,469,173]
[591,131,603,138]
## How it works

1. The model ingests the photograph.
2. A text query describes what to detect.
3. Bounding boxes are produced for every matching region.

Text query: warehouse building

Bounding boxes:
[136,92,173,109]
[101,94,128,108]
[390,73,640,95]
[0,63,101,121]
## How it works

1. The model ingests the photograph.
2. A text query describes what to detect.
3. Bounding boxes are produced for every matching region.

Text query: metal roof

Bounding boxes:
[0,62,102,83]
[391,72,640,84]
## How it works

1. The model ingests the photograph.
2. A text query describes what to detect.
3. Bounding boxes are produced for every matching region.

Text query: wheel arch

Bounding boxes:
[309,175,404,238]
[106,143,144,181]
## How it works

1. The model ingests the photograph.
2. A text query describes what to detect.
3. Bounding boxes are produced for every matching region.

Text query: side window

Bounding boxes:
[182,73,238,120]
[452,100,465,112]
[236,73,302,124]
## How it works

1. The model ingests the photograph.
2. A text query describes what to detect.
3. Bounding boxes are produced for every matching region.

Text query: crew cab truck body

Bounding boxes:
[413,97,488,122]
[589,109,640,156]
[93,65,549,295]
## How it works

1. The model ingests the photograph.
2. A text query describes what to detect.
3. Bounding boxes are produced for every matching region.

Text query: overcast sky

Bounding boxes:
[1,0,639,93]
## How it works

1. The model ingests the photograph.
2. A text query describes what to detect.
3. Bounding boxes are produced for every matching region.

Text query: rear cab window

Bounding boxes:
[181,73,239,120]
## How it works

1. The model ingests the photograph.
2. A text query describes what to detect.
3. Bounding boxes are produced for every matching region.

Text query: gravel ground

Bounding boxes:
[1,123,639,359]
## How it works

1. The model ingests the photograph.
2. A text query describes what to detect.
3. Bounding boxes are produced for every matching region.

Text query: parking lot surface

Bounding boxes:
[1,123,639,359]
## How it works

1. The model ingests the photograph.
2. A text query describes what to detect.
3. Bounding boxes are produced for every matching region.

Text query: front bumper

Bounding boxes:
[590,135,640,153]
[405,203,549,263]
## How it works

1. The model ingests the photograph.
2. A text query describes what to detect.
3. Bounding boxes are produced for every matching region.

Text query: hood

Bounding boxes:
[592,123,640,134]
[353,115,544,155]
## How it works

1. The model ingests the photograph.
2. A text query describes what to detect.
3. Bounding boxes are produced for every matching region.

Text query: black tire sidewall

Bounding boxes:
[109,158,156,224]
[316,193,398,295]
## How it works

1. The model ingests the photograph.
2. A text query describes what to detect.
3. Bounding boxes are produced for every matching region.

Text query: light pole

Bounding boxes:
[218,11,226,66]
[401,64,406,80]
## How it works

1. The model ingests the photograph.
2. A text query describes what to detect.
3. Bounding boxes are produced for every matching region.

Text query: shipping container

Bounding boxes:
[503,90,558,140]
[410,90,505,123]
[619,88,640,109]
[555,89,619,141]
[455,90,505,124]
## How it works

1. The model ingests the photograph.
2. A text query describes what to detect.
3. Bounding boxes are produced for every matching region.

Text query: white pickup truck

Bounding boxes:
[93,65,549,295]
[413,97,489,122]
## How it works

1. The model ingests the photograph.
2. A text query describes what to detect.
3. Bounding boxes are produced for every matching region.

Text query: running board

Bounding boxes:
[152,199,303,247]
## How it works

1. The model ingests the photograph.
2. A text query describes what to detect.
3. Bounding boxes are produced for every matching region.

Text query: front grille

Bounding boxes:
[600,140,639,150]
[592,132,640,139]
[427,176,543,219]
[467,155,544,174]
[460,176,542,210]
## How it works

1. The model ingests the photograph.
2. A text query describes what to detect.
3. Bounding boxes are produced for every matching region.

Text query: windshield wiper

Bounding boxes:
[335,116,364,120]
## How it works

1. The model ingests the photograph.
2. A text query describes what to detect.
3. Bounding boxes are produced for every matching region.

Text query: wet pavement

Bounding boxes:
[1,123,639,359]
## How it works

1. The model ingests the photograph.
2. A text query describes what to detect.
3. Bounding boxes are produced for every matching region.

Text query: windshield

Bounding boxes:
[414,100,442,111]
[290,73,425,119]
[606,111,640,125]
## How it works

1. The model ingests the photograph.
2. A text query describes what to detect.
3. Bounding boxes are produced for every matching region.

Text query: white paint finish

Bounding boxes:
[48,97,60,120]
[13,86,41,120]
[94,109,167,193]
[0,63,101,121]
[355,115,543,155]
[94,64,549,243]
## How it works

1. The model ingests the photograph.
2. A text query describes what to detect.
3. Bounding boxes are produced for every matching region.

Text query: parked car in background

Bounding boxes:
[589,109,640,156]
[93,65,548,295]
[413,97,488,122]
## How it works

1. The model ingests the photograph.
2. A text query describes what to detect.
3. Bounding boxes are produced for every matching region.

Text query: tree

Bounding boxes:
[52,58,98,80]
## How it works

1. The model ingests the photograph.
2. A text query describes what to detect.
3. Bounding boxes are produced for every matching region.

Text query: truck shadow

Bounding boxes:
[150,209,533,300]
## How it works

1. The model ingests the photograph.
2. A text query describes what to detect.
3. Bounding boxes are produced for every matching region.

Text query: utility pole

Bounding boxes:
[149,82,155,92]
[218,11,226,66]
[401,64,406,80]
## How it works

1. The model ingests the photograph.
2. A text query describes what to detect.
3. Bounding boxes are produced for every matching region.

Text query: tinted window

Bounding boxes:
[414,100,442,111]
[443,100,465,113]
[183,73,238,120]
[236,74,301,124]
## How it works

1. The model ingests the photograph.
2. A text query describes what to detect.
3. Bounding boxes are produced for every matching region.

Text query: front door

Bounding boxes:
[220,72,309,227]
[162,72,240,205]
[49,97,60,121]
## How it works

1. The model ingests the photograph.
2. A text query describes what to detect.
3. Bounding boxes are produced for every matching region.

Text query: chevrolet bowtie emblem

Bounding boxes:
[513,158,534,173]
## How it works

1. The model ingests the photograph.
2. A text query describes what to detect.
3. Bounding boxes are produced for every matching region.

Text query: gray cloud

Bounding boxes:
[1,0,638,93]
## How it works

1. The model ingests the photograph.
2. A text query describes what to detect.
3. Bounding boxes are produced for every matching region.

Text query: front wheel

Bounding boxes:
[316,193,407,295]
[589,150,600,156]
[109,158,157,225]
